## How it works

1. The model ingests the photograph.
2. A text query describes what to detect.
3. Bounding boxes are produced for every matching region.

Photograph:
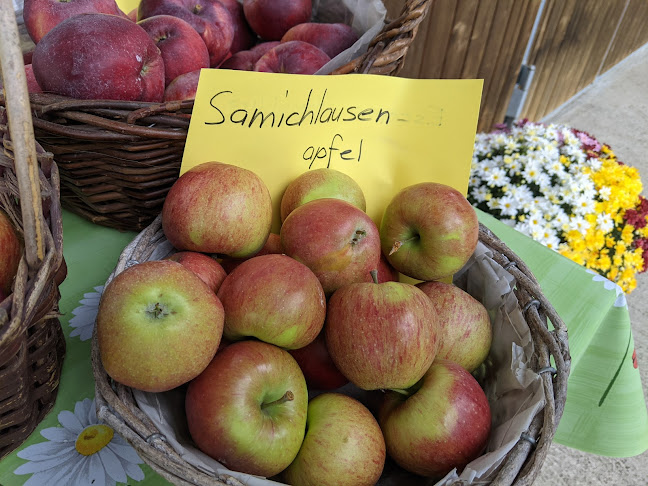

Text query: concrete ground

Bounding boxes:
[532,42,648,485]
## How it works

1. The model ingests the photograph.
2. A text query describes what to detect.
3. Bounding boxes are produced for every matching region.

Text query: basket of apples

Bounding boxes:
[4,0,431,232]
[91,162,570,485]
[0,5,67,459]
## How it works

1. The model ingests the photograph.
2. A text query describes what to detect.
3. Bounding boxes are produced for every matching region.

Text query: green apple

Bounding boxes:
[96,259,224,392]
[380,182,479,281]
[280,168,366,222]
[185,340,308,477]
[282,392,386,486]
[378,358,491,478]
[417,280,492,372]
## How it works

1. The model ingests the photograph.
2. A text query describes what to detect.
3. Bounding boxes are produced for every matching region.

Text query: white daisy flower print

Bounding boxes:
[69,286,103,341]
[14,398,145,486]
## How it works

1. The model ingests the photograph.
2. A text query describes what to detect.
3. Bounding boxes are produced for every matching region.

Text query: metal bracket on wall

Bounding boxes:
[505,64,536,127]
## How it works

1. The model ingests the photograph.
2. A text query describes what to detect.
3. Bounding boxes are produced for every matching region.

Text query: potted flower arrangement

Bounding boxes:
[469,119,648,293]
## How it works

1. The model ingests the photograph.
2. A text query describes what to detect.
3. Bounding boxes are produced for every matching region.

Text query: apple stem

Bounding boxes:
[388,235,419,255]
[261,390,294,409]
[370,269,379,284]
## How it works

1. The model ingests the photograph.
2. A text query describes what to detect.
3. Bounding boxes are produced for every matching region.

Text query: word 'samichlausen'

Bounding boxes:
[205,89,392,128]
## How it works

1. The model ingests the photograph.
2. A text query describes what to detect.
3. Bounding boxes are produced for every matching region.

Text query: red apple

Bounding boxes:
[164,69,201,101]
[219,41,279,70]
[217,254,325,349]
[165,251,227,293]
[218,0,256,54]
[0,210,21,299]
[161,161,273,258]
[280,168,366,222]
[280,198,381,295]
[325,275,440,391]
[254,40,330,74]
[417,281,492,372]
[31,13,165,102]
[361,253,399,283]
[96,260,225,392]
[219,232,282,273]
[138,15,210,86]
[282,393,386,486]
[138,0,234,67]
[185,340,308,477]
[23,0,125,44]
[380,182,479,281]
[24,65,42,94]
[281,22,358,58]
[378,359,491,478]
[243,0,311,41]
[289,329,348,390]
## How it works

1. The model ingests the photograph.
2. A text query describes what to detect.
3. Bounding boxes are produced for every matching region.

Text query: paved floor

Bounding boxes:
[533,42,648,485]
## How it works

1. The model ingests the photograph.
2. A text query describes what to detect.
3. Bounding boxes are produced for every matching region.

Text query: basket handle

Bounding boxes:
[0,0,46,268]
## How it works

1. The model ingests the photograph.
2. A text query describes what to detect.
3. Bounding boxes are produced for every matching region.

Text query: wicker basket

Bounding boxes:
[91,216,570,486]
[0,3,66,460]
[4,0,433,233]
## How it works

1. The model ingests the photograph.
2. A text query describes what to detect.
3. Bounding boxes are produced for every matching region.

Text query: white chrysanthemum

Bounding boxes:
[568,215,591,234]
[597,212,615,233]
[521,160,544,184]
[497,194,519,217]
[471,185,490,203]
[14,398,145,486]
[483,167,510,187]
[598,186,612,200]
[69,286,103,342]
[572,193,597,215]
[536,227,562,251]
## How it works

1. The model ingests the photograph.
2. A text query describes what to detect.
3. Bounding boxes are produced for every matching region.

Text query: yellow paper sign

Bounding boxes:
[182,69,483,232]
[116,0,139,15]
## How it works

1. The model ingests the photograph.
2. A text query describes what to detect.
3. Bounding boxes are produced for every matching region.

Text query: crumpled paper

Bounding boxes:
[133,240,546,485]
[312,0,387,74]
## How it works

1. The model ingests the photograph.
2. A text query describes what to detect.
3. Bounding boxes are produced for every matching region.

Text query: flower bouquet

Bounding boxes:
[469,119,648,293]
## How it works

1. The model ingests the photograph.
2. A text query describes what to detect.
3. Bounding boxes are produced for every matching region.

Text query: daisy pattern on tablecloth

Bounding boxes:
[68,286,103,341]
[586,269,627,308]
[13,398,144,486]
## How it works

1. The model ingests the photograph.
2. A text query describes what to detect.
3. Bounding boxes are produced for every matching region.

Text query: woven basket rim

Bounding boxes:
[91,216,571,486]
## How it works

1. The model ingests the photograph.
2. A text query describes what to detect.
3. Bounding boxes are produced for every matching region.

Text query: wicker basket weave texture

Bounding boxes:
[91,217,570,486]
[0,0,66,460]
[6,0,433,233]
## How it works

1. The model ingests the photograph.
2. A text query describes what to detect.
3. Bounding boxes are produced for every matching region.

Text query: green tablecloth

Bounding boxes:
[1,209,647,486]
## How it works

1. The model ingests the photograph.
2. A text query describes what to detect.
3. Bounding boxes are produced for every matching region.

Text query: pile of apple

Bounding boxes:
[96,162,495,485]
[19,0,359,102]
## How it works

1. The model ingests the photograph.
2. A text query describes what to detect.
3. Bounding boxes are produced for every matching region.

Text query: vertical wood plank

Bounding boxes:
[441,0,480,78]
[474,0,516,130]
[601,0,648,73]
[522,0,570,120]
[461,0,499,78]
[417,0,460,79]
[531,0,582,120]
[570,0,625,94]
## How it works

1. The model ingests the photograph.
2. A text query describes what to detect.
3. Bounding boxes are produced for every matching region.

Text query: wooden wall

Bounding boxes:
[521,0,648,122]
[384,0,648,132]
[383,0,542,132]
